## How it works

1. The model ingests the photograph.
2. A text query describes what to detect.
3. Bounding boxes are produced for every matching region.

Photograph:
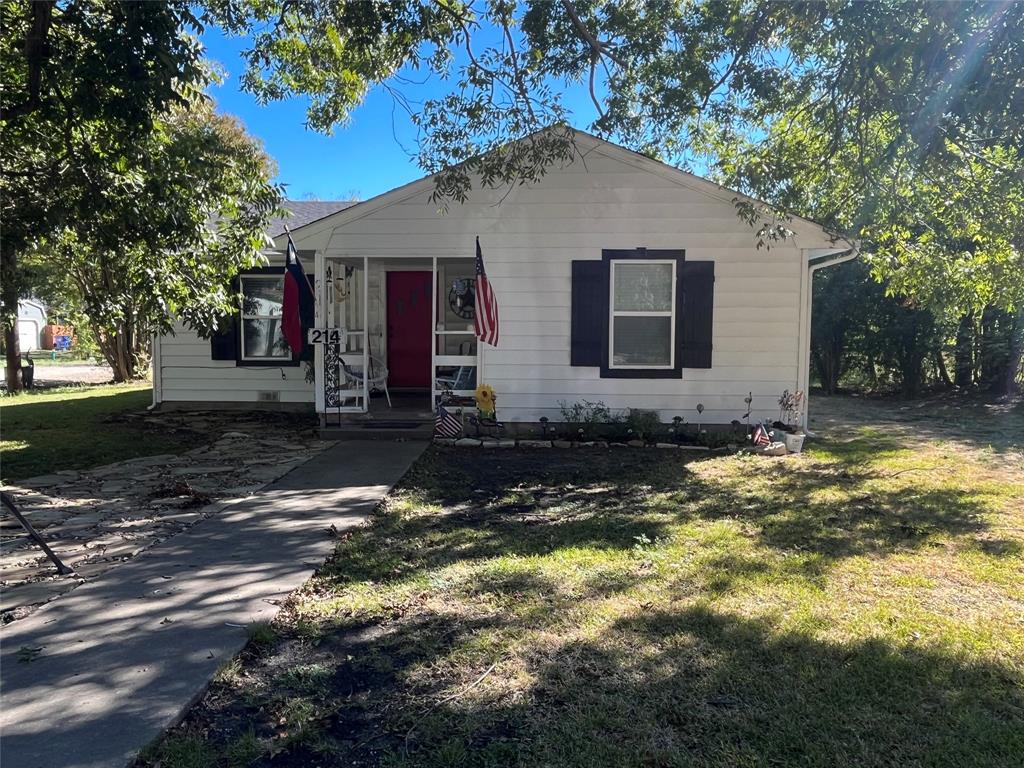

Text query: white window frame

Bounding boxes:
[608,259,677,370]
[239,274,290,362]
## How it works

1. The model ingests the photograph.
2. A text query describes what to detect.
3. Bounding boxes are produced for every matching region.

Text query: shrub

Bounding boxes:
[625,409,662,441]
[702,430,736,449]
[557,399,617,440]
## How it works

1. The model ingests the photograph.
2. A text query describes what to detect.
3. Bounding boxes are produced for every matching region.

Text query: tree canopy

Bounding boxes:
[199,0,1024,389]
[1,0,281,387]
[3,0,1021,389]
[201,1,1022,216]
[24,103,282,381]
[1,0,207,252]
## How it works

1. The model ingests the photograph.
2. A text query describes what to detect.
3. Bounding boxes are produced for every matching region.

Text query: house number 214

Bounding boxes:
[307,328,343,345]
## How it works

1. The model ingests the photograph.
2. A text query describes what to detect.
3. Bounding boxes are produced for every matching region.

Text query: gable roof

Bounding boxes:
[268,200,357,237]
[282,128,853,252]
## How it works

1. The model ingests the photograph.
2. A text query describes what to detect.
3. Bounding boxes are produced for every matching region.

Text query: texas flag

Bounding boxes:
[282,233,315,360]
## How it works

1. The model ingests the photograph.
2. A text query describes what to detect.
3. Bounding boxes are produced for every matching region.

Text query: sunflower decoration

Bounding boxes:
[475,384,497,419]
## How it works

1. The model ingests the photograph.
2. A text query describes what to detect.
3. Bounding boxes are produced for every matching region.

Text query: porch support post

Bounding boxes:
[314,250,325,427]
[362,255,369,412]
[431,255,437,413]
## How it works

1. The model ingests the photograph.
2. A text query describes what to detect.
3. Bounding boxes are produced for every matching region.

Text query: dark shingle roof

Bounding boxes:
[268,200,357,236]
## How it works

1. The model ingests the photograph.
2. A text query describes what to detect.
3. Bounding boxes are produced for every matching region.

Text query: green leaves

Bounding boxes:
[3,2,282,379]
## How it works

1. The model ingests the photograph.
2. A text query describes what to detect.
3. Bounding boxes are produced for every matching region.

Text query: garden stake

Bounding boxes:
[1,492,74,575]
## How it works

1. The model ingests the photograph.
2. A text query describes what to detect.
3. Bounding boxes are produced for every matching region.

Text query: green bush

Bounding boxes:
[625,409,662,441]
[557,399,620,440]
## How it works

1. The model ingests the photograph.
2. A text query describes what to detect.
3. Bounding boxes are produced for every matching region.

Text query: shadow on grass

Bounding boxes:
[0,388,188,482]
[324,445,993,595]
[161,603,1023,768]
[143,442,1022,767]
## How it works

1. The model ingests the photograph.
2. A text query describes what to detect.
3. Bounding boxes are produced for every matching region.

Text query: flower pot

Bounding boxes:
[781,432,805,453]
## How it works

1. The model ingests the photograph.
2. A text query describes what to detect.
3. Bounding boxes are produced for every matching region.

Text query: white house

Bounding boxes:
[152,130,855,431]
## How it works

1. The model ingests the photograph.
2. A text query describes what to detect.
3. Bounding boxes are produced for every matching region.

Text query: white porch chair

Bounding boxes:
[435,365,475,393]
[339,355,392,407]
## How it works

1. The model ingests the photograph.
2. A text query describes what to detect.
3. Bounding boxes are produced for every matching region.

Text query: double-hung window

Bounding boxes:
[239,275,290,361]
[608,260,676,369]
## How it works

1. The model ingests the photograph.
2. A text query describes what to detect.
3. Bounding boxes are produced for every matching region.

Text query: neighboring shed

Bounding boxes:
[17,299,46,352]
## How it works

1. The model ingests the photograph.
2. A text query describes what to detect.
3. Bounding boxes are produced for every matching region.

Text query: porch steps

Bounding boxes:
[320,420,433,441]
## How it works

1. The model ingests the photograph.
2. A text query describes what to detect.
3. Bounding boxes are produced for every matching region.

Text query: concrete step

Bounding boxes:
[320,422,433,441]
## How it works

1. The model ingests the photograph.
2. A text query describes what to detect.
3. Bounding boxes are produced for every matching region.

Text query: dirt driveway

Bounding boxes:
[28,363,114,387]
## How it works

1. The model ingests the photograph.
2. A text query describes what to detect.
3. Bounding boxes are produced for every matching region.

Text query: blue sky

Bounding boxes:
[201,28,601,202]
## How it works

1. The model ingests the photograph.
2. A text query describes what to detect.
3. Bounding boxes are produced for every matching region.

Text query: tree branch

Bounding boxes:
[559,0,624,67]
[588,54,605,118]
[499,13,536,122]
[3,0,56,121]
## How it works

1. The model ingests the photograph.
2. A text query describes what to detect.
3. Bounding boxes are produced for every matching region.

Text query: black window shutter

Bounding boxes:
[570,260,606,366]
[680,261,714,368]
[211,275,240,361]
[210,316,238,360]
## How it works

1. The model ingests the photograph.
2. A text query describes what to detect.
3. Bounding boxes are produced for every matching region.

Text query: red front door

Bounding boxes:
[386,271,432,388]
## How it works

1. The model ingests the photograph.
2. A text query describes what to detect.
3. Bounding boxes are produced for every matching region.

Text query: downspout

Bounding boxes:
[799,247,859,431]
[147,331,162,410]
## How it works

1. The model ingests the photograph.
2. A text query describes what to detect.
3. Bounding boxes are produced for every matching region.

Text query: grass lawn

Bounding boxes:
[1,383,192,483]
[141,398,1023,768]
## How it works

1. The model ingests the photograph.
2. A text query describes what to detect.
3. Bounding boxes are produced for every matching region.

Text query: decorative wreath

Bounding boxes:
[448,278,476,319]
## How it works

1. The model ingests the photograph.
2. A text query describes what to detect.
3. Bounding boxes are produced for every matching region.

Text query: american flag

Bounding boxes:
[434,404,463,438]
[752,424,771,447]
[474,237,499,346]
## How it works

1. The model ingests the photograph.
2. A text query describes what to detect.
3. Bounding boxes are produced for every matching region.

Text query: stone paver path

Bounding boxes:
[1,416,329,621]
[0,439,426,768]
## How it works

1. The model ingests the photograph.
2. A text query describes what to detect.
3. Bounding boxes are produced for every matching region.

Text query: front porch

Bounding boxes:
[313,254,481,432]
[318,391,436,439]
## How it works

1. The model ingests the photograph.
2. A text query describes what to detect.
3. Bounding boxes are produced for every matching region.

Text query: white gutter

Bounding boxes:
[148,331,162,410]
[797,247,860,428]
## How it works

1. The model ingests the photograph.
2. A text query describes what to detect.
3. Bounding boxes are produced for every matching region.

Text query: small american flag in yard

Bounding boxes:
[474,237,499,346]
[752,424,771,447]
[434,404,463,438]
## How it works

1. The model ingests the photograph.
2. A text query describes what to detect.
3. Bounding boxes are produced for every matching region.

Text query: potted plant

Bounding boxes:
[774,390,805,452]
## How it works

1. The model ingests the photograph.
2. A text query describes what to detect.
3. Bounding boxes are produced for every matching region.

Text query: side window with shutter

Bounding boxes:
[569,249,713,376]
[209,268,310,366]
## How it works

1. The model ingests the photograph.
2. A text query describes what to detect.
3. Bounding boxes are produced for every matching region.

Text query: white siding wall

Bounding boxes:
[158,321,314,404]
[316,147,824,425]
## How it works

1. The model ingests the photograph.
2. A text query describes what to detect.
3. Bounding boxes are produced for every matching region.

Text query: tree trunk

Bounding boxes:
[94,324,133,382]
[1000,308,1023,396]
[1,244,23,392]
[93,316,150,382]
[954,312,974,387]
[978,305,1013,393]
[812,329,847,395]
[900,354,923,398]
[934,351,952,387]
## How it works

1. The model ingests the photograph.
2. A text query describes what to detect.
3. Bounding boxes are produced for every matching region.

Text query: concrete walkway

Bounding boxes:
[0,440,426,768]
